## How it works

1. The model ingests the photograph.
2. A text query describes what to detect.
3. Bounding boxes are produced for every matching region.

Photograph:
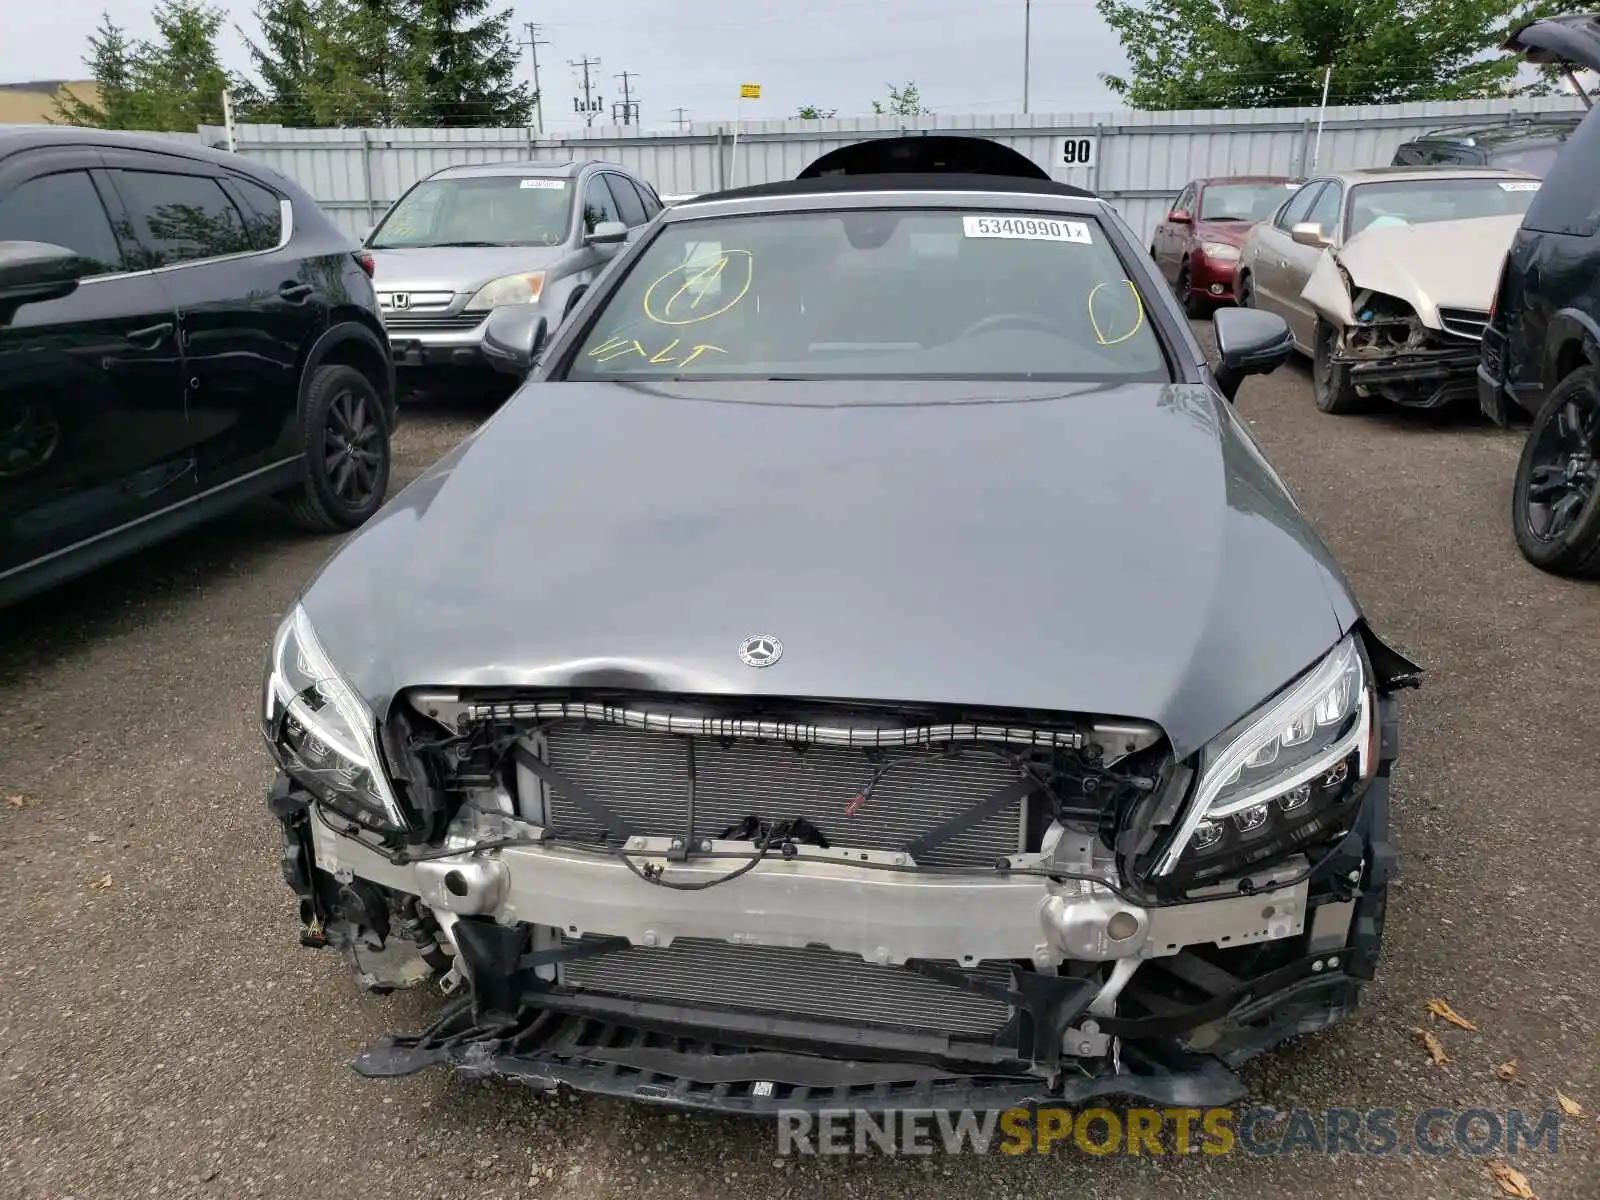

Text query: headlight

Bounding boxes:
[1156,635,1374,881]
[464,272,546,312]
[1200,241,1240,262]
[262,604,408,831]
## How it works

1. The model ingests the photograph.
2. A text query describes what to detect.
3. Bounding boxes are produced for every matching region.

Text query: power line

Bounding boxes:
[613,69,639,127]
[569,55,603,127]
[519,22,551,135]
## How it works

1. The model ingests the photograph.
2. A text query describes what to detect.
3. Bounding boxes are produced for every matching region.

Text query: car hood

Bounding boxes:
[297,380,1359,758]
[1304,214,1525,328]
[364,244,567,293]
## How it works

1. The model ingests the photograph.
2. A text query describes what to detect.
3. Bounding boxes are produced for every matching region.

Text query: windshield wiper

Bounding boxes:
[371,240,508,249]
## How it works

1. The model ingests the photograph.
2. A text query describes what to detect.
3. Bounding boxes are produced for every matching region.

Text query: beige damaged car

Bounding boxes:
[1235,166,1540,413]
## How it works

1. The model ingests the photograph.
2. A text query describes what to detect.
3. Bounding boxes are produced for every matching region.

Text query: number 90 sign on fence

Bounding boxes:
[1055,134,1099,182]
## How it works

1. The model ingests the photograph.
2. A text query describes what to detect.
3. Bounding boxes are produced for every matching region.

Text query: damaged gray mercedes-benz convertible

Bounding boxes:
[263,138,1421,1114]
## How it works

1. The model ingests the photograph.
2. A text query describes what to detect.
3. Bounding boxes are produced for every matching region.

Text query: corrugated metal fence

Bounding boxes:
[202,96,1586,243]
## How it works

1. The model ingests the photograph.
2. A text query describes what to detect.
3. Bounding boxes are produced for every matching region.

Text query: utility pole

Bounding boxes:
[613,70,639,126]
[1022,0,1032,114]
[569,55,603,127]
[671,106,691,131]
[520,22,550,134]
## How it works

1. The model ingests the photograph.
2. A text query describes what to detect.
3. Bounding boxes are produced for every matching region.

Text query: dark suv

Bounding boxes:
[1391,115,1581,177]
[0,127,396,608]
[1479,14,1600,578]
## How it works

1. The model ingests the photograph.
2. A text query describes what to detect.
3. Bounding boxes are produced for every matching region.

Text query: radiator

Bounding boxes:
[526,720,1028,868]
[561,938,1016,1038]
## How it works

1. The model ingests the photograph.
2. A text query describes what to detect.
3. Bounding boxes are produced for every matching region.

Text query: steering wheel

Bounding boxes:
[956,312,1067,340]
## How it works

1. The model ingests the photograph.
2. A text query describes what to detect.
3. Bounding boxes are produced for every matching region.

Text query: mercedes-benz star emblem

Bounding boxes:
[738,634,783,668]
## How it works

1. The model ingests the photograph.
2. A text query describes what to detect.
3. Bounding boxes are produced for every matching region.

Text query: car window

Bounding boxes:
[1175,184,1196,214]
[229,177,285,249]
[1488,145,1563,177]
[1345,177,1539,238]
[1276,182,1324,230]
[111,170,253,268]
[581,175,623,234]
[604,174,648,226]
[632,179,662,219]
[1199,182,1300,222]
[0,170,124,275]
[1304,182,1342,234]
[369,174,571,248]
[565,208,1170,384]
[1392,145,1422,165]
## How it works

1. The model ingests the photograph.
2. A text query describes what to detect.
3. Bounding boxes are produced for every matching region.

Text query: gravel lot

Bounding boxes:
[2,338,1597,1199]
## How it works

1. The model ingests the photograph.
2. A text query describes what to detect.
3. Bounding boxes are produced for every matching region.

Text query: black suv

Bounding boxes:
[1480,14,1600,578]
[0,128,396,607]
[1390,115,1581,177]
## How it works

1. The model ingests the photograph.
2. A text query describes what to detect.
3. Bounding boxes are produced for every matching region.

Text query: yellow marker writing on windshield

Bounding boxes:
[642,250,754,325]
[1087,279,1146,346]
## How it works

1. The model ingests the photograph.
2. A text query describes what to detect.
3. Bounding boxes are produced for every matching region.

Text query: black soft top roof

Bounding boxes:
[798,134,1055,181]
[686,172,1095,207]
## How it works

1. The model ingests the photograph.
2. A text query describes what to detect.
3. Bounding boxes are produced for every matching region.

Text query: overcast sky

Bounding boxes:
[4,0,1130,129]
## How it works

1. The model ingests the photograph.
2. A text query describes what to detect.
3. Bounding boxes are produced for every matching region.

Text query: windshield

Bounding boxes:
[1199,183,1298,221]
[564,209,1169,383]
[1346,178,1539,237]
[369,175,572,248]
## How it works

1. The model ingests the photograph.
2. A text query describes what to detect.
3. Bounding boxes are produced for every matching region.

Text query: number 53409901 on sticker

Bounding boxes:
[963,215,1093,243]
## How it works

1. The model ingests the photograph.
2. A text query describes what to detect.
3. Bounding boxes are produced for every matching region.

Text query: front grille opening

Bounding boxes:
[561,938,1022,1038]
[531,721,1031,867]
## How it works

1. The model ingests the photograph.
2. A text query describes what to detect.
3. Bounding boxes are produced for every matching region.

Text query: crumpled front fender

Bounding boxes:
[1302,250,1357,328]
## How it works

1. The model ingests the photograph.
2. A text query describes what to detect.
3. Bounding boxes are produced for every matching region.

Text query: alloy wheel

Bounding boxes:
[1523,389,1600,543]
[322,388,385,507]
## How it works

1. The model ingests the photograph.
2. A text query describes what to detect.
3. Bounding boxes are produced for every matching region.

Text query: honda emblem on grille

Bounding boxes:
[387,292,411,310]
[738,634,782,668]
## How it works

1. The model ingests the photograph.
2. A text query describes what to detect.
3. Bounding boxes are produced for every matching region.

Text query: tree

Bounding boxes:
[871,81,932,116]
[1094,0,1540,109]
[246,0,351,126]
[795,104,837,119]
[341,0,429,125]
[56,2,247,131]
[54,13,143,128]
[136,0,237,128]
[412,0,531,126]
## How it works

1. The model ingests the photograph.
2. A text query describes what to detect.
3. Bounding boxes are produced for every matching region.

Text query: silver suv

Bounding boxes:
[363,159,662,379]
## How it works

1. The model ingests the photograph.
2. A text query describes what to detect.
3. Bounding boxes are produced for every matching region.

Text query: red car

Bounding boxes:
[1150,175,1301,316]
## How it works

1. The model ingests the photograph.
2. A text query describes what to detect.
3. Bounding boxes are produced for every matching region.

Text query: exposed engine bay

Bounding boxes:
[271,683,1400,1111]
[1303,253,1483,409]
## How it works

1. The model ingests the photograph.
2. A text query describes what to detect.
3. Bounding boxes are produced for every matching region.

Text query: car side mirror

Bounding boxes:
[1211,307,1294,402]
[481,304,549,377]
[1168,209,1193,224]
[1291,221,1330,248]
[0,240,95,323]
[584,220,628,246]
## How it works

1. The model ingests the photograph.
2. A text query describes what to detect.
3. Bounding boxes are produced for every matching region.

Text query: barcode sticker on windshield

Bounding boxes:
[520,178,567,189]
[963,215,1093,243]
[1499,180,1540,192]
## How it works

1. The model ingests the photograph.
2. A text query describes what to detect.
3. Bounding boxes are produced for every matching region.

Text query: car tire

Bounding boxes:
[1237,272,1255,309]
[1312,321,1365,415]
[280,363,392,533]
[1511,368,1600,578]
[1176,261,1206,319]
